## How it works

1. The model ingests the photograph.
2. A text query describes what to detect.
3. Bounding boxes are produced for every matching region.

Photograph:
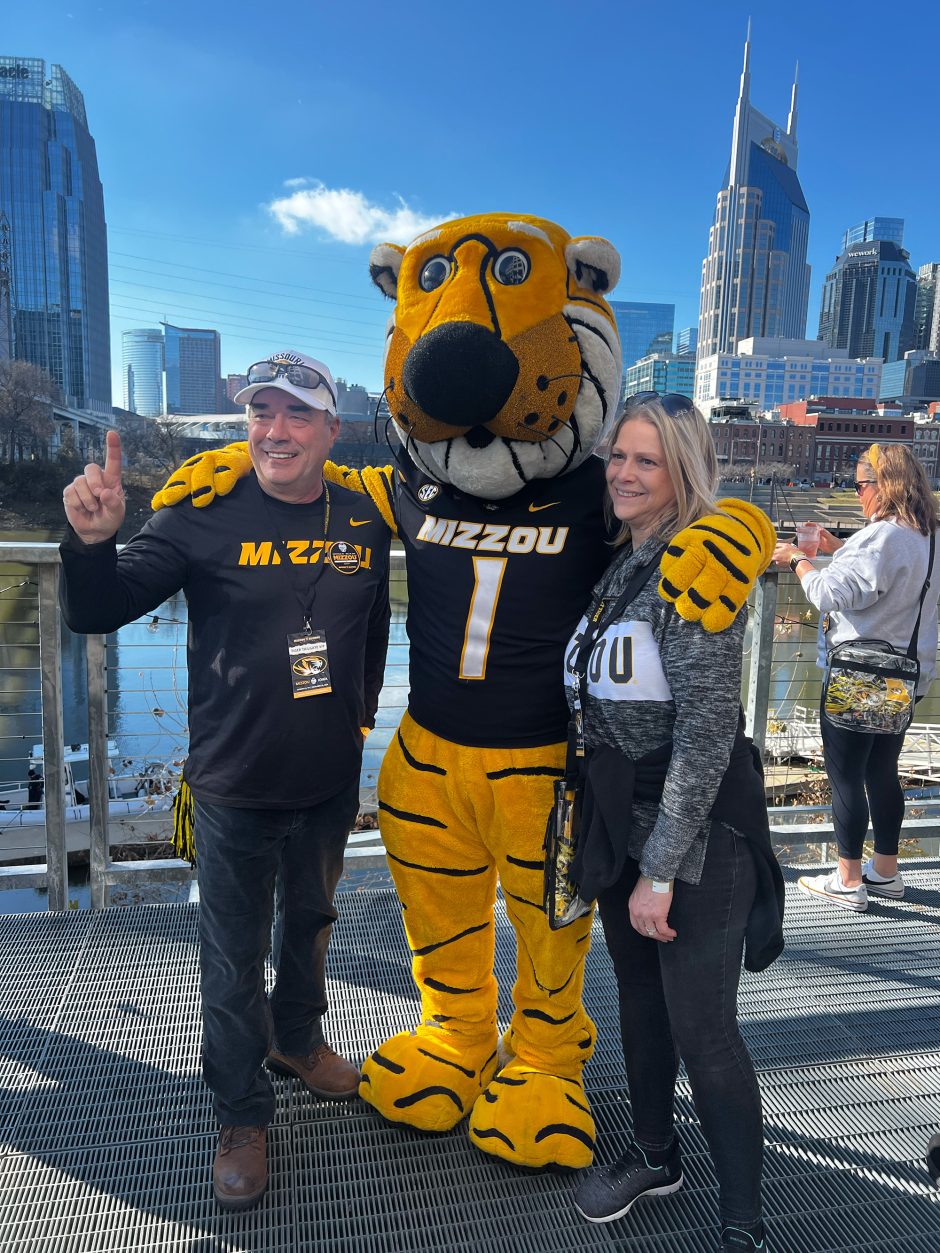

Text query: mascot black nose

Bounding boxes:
[403,323,520,426]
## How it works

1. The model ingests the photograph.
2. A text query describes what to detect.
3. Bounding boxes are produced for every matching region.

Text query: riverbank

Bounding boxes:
[0,475,157,540]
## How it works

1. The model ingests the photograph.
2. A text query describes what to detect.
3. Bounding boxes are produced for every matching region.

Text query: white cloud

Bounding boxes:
[266,182,462,246]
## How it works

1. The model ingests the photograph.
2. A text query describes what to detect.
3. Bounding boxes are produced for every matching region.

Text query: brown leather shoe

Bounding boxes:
[213,1125,268,1210]
[266,1043,360,1099]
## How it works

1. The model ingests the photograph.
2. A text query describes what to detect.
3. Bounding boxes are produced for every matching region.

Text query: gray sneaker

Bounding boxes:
[862,857,905,899]
[574,1142,682,1223]
[797,870,868,912]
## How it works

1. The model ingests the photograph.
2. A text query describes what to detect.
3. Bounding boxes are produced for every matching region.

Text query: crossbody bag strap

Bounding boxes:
[905,529,935,661]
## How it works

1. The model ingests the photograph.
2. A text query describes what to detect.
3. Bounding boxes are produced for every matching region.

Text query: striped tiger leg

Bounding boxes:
[360,714,501,1133]
[467,742,597,1169]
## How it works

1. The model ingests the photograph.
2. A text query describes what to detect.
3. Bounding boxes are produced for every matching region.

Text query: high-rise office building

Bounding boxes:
[624,352,696,400]
[914,263,940,353]
[841,218,905,251]
[817,239,916,363]
[695,337,882,415]
[0,56,111,413]
[676,325,698,356]
[609,301,674,384]
[122,329,164,417]
[698,30,810,363]
[163,323,222,414]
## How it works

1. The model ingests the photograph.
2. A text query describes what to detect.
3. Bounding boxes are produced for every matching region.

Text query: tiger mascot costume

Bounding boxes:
[153,211,775,1170]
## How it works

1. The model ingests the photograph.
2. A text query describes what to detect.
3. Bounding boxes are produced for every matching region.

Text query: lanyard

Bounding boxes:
[257,478,331,630]
[568,546,665,769]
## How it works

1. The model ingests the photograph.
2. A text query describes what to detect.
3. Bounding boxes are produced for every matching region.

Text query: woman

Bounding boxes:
[772,443,939,912]
[565,394,782,1253]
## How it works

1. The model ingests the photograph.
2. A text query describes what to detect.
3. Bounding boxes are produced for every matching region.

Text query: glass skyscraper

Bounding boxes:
[608,300,675,392]
[163,323,222,414]
[122,328,164,417]
[841,218,904,251]
[817,239,916,363]
[914,263,940,353]
[698,31,810,361]
[0,56,111,414]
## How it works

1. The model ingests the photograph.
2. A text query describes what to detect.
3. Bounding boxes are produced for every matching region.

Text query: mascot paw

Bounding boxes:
[659,499,776,633]
[151,443,252,510]
[468,1062,594,1169]
[359,1026,498,1134]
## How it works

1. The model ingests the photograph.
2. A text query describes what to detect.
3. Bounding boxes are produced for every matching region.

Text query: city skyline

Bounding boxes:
[3,1,939,401]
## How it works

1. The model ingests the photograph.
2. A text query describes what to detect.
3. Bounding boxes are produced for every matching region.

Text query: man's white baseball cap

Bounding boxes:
[234,351,338,415]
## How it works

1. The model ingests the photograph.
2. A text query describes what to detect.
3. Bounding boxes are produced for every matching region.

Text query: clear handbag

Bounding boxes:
[822,640,919,735]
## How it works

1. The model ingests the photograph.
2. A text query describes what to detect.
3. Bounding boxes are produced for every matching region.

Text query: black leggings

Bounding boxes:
[820,714,907,860]
[596,824,763,1228]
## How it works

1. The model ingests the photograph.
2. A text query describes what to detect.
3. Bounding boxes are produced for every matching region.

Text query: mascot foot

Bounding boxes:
[360,1026,499,1133]
[469,1062,595,1169]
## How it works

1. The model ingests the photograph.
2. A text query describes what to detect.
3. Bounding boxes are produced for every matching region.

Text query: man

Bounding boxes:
[59,351,391,1210]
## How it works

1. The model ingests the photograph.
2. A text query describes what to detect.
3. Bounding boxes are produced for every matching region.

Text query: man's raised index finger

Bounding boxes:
[103,430,123,485]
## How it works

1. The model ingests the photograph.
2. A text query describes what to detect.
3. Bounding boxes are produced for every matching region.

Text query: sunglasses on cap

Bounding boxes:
[623,391,695,417]
[246,360,337,407]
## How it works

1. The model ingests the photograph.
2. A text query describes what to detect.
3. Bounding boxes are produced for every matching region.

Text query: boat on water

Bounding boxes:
[0,742,177,854]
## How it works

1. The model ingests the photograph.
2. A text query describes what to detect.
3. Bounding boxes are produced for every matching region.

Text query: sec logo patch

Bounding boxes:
[327,541,361,574]
[417,483,440,504]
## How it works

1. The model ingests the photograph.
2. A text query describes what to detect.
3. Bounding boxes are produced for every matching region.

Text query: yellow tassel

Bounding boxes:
[171,778,196,866]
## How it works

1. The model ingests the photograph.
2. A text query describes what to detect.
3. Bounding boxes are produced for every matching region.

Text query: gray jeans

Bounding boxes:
[194,783,358,1127]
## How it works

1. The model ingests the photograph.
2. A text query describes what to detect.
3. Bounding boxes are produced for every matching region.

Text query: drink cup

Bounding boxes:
[795,522,821,558]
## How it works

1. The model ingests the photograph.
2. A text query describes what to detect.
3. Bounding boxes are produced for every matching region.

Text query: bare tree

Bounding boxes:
[116,414,201,476]
[0,360,57,464]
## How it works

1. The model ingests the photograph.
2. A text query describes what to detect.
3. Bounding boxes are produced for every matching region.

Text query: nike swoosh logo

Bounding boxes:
[528,501,560,513]
[349,519,372,527]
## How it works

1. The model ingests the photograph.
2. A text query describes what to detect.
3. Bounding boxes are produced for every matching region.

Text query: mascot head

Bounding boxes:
[370,212,622,500]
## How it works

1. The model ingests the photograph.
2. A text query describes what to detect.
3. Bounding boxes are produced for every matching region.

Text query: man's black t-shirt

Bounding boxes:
[59,475,391,808]
[396,457,611,747]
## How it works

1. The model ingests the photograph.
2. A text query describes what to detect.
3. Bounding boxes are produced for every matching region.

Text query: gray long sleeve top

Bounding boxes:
[800,518,939,695]
[563,535,746,884]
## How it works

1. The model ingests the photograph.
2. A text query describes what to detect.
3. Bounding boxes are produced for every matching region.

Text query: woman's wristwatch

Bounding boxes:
[789,552,807,573]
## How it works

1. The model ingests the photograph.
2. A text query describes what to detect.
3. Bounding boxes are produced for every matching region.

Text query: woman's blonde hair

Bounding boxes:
[604,396,720,547]
[858,442,939,536]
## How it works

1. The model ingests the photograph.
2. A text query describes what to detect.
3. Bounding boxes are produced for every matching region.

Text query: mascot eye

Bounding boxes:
[493,249,530,286]
[419,256,452,292]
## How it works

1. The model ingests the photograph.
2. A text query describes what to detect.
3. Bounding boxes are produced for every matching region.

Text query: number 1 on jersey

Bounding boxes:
[459,556,508,679]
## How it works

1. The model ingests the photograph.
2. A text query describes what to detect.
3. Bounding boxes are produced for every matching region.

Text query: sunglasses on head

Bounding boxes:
[623,391,695,418]
[247,360,337,407]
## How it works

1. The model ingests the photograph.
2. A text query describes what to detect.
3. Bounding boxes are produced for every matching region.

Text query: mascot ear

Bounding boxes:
[565,237,621,295]
[370,243,406,299]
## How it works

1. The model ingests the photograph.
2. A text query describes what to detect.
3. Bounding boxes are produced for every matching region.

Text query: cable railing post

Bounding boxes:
[37,563,67,910]
[746,567,779,756]
[86,633,110,909]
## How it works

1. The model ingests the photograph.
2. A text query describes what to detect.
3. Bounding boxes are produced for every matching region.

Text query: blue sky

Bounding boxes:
[6,0,940,398]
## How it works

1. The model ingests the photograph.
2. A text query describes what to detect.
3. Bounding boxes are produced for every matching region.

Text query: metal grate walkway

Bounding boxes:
[1,864,940,1251]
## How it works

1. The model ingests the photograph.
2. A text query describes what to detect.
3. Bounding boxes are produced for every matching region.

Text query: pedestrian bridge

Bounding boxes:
[1,866,939,1251]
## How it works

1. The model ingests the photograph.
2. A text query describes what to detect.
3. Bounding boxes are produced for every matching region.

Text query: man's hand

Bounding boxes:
[62,430,126,545]
[659,499,776,633]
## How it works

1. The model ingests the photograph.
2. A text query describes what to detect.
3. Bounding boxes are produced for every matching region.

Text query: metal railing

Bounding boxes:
[1,541,939,909]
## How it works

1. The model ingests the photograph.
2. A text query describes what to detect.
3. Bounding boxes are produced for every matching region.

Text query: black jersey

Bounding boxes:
[59,475,391,809]
[396,458,612,747]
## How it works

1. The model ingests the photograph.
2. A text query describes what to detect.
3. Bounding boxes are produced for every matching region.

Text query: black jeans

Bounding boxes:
[194,782,358,1127]
[596,823,763,1228]
[820,714,908,860]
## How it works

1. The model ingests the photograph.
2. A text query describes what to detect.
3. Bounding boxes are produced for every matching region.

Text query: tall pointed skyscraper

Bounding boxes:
[0,57,111,413]
[697,29,810,360]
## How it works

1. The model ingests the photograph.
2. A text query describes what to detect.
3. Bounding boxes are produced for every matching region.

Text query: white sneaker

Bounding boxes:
[798,869,868,912]
[862,857,905,899]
